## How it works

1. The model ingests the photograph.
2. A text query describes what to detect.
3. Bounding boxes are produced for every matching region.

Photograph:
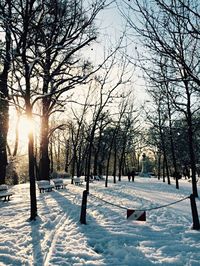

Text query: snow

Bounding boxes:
[0,177,200,266]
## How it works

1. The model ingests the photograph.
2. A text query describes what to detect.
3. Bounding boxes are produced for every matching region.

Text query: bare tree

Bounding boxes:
[83,47,132,191]
[10,0,43,220]
[30,0,112,180]
[0,0,12,184]
[120,0,200,197]
[117,100,139,181]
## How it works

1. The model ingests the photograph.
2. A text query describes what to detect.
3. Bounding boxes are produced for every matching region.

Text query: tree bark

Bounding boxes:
[0,74,9,185]
[28,119,37,220]
[113,138,117,183]
[187,109,198,197]
[0,0,11,185]
[39,114,50,180]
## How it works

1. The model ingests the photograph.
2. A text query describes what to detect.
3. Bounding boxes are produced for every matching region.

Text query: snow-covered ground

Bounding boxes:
[0,177,200,266]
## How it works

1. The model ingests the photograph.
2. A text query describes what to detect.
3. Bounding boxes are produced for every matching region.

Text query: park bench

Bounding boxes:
[89,177,94,183]
[0,184,13,202]
[73,177,83,186]
[37,180,54,193]
[52,179,67,189]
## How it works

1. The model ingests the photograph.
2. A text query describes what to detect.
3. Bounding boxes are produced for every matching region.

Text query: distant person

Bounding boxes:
[128,172,131,182]
[183,166,190,179]
[173,171,182,180]
[131,169,135,182]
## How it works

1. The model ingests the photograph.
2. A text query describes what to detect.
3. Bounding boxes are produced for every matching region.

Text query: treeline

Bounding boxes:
[121,0,200,197]
[0,0,138,219]
[1,0,200,221]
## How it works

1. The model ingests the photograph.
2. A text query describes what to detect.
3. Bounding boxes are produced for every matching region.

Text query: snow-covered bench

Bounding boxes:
[98,175,105,180]
[0,184,13,201]
[73,177,83,186]
[37,180,54,193]
[52,179,67,189]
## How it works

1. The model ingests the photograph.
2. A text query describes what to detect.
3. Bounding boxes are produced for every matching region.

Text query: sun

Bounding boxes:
[8,110,39,153]
[18,116,35,141]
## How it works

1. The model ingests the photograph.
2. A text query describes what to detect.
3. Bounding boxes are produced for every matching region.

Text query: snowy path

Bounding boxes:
[0,177,200,265]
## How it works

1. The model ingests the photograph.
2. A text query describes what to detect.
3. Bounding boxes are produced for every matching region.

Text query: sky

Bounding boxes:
[1,176,200,265]
[91,1,148,105]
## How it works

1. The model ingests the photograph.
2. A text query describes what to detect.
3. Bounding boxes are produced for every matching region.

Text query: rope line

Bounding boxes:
[137,196,190,212]
[89,193,127,210]
[89,193,190,212]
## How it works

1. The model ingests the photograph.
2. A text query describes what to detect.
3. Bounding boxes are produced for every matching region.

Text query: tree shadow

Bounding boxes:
[44,189,156,266]
[30,218,45,265]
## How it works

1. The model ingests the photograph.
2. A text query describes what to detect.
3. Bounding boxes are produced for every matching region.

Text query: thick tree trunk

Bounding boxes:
[39,114,50,180]
[24,86,37,220]
[24,79,37,220]
[0,0,11,185]
[0,76,9,184]
[28,125,37,220]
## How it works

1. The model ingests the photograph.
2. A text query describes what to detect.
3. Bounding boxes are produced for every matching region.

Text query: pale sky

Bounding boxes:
[91,2,148,107]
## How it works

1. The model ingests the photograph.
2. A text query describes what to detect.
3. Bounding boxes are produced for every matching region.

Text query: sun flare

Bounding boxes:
[18,117,35,141]
[8,110,39,152]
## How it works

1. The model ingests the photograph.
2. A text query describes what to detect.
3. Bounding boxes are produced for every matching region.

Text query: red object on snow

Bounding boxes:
[127,209,146,221]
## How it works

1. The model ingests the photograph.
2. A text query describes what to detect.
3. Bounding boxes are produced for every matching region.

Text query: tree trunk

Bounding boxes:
[185,79,198,197]
[118,141,126,181]
[57,134,61,171]
[28,122,37,220]
[24,80,37,220]
[93,150,98,176]
[113,138,118,183]
[187,111,198,197]
[39,114,50,180]
[105,147,112,188]
[167,91,179,188]
[118,152,124,182]
[157,151,161,180]
[25,88,37,220]
[13,112,20,157]
[65,139,70,173]
[86,130,95,192]
[50,139,53,173]
[164,151,170,185]
[93,130,103,176]
[0,0,11,185]
[105,130,116,187]
[162,157,165,183]
[0,76,9,184]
